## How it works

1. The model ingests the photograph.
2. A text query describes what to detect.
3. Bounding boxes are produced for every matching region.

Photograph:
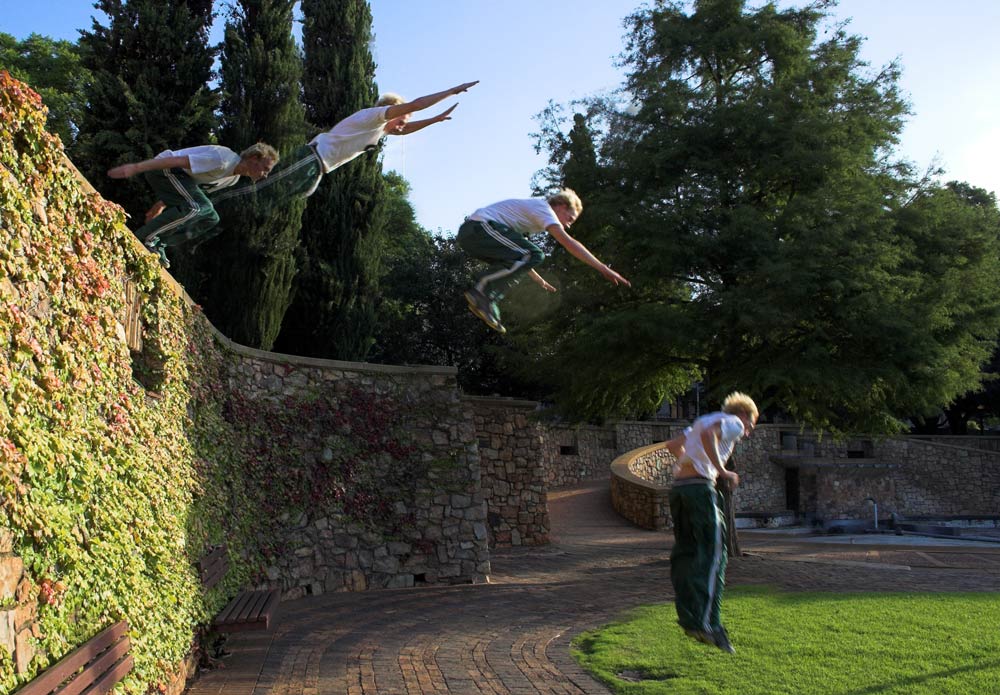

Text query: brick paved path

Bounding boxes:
[186,481,1000,694]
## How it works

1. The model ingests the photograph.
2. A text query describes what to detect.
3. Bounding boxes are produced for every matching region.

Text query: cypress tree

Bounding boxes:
[274,0,387,361]
[174,0,307,350]
[75,0,217,225]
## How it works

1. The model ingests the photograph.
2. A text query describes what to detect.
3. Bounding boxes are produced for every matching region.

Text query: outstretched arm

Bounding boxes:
[398,104,458,135]
[384,80,479,120]
[546,224,631,287]
[527,270,557,293]
[108,155,190,179]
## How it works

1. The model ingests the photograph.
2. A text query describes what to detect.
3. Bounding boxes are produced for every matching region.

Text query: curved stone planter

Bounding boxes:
[610,442,678,530]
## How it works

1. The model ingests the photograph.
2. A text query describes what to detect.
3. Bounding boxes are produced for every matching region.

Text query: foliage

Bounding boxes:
[74,0,218,225]
[0,74,442,694]
[0,32,90,150]
[530,0,1000,433]
[220,387,426,561]
[173,0,307,351]
[572,588,1000,694]
[275,0,388,361]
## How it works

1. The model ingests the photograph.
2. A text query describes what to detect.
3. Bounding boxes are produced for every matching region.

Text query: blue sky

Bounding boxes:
[5,1,1000,234]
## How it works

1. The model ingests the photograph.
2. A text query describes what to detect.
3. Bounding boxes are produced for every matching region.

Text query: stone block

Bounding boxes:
[14,602,35,631]
[0,610,15,654]
[0,557,23,600]
[15,627,33,674]
[386,574,413,589]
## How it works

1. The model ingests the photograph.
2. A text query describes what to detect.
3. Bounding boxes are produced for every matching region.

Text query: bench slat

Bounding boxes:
[17,621,130,695]
[57,637,130,695]
[214,591,255,625]
[198,545,229,590]
[235,591,269,623]
[213,589,281,632]
[67,654,133,695]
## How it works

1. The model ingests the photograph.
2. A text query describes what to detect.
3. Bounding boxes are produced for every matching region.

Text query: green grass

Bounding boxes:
[572,588,1000,695]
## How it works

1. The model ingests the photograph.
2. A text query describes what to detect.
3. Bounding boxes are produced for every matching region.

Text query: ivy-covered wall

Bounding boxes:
[0,73,485,695]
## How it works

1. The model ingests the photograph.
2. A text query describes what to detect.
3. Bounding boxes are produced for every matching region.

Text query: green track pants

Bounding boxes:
[136,169,220,247]
[669,479,728,633]
[456,219,545,303]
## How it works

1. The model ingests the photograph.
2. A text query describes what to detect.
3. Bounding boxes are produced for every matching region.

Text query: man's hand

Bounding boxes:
[451,80,479,94]
[107,163,138,179]
[434,104,458,123]
[145,201,166,223]
[538,278,557,293]
[601,265,631,287]
[721,469,740,489]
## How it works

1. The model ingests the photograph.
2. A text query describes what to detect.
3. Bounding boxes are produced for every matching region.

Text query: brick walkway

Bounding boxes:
[186,481,1000,694]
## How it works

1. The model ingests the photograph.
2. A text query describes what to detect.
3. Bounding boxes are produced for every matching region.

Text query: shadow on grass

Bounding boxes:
[836,659,1000,695]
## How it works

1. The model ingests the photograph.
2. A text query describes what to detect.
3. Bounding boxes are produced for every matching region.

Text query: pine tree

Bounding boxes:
[75,0,216,224]
[173,0,307,350]
[273,0,387,361]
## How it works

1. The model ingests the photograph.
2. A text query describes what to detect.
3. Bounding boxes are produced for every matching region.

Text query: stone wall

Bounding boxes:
[466,398,549,547]
[0,530,35,681]
[610,444,674,530]
[224,345,491,593]
[729,424,788,513]
[823,438,1000,521]
[542,424,622,487]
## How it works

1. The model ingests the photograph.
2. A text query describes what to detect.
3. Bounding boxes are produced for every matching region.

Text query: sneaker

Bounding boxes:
[465,290,505,334]
[145,240,170,269]
[712,625,735,654]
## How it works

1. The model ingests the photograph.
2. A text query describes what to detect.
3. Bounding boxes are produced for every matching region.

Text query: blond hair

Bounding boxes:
[376,93,405,107]
[240,142,279,163]
[547,188,583,216]
[722,392,758,420]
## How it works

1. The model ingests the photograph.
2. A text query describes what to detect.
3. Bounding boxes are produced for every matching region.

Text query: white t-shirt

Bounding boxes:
[468,198,560,235]
[156,145,241,191]
[675,412,746,483]
[310,106,389,174]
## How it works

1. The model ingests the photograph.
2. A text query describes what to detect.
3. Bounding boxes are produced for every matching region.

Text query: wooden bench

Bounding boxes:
[18,620,132,695]
[199,545,280,632]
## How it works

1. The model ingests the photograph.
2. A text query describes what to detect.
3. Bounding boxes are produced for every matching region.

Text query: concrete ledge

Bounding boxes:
[610,443,672,531]
[461,395,539,408]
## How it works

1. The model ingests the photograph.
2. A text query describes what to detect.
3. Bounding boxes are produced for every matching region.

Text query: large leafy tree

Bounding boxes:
[75,0,217,225]
[274,0,388,361]
[530,0,1000,433]
[173,0,307,350]
[0,32,90,150]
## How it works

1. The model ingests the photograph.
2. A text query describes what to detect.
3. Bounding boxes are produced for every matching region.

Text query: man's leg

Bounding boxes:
[688,486,726,635]
[135,169,205,244]
[669,487,701,631]
[456,219,544,327]
[209,145,322,206]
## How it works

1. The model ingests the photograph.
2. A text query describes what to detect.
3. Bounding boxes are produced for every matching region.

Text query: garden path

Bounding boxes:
[186,480,1000,694]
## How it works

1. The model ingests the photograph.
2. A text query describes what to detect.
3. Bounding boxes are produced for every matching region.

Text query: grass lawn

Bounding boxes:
[572,587,1000,695]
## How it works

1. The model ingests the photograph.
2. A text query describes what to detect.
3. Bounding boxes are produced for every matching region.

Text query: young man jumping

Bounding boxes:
[456,188,630,333]
[665,391,758,654]
[209,80,479,205]
[107,142,278,267]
